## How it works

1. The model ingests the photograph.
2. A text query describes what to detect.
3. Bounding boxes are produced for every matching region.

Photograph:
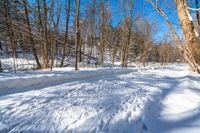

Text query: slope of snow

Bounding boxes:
[0,67,132,93]
[0,64,200,133]
[1,57,36,71]
[143,64,200,133]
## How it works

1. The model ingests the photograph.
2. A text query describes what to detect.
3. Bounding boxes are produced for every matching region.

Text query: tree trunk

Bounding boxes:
[3,0,17,72]
[99,0,105,65]
[196,0,200,27]
[121,1,134,67]
[60,0,71,67]
[175,0,200,73]
[23,0,42,69]
[43,0,49,69]
[78,39,82,62]
[0,60,2,72]
[75,0,80,70]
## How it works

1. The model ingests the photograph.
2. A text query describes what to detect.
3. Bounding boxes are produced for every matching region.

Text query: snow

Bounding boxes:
[187,7,200,11]
[185,8,199,37]
[186,8,193,21]
[0,67,134,94]
[143,64,200,133]
[0,63,200,133]
[194,29,199,37]
[1,57,37,72]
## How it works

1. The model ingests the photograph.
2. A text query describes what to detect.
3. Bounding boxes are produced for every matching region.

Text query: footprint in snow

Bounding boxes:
[142,123,148,131]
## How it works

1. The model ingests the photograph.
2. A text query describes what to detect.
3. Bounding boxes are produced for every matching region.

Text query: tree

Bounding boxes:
[75,0,80,70]
[196,0,200,27]
[42,0,49,69]
[60,0,71,67]
[0,60,2,72]
[148,0,200,73]
[175,0,200,72]
[83,0,98,61]
[23,0,42,69]
[3,0,17,72]
[120,0,135,67]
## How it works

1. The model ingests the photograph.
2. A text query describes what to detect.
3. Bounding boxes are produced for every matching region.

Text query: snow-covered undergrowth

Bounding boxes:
[0,67,133,94]
[0,64,200,133]
[1,57,37,72]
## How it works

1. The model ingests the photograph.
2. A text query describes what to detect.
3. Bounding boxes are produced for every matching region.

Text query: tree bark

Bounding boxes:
[175,0,200,73]
[196,0,200,27]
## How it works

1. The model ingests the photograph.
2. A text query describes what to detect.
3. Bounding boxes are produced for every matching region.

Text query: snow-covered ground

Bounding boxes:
[0,64,200,133]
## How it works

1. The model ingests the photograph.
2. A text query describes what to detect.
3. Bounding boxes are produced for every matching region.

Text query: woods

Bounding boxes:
[0,0,199,72]
[1,1,200,132]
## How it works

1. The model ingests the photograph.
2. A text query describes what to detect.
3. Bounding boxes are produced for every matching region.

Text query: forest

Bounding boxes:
[2,0,197,72]
[0,0,200,133]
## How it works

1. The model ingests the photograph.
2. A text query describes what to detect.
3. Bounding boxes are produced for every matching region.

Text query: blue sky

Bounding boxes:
[29,0,184,41]
[109,0,182,40]
[56,0,182,40]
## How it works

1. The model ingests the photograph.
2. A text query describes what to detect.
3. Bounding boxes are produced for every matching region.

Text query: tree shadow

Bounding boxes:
[142,74,200,133]
[0,71,134,132]
[1,65,200,133]
[69,70,200,133]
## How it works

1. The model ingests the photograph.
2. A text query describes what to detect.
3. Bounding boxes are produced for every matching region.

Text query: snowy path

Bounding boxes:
[0,64,200,133]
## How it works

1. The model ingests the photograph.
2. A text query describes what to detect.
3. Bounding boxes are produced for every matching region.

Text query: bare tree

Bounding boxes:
[23,0,42,69]
[75,0,80,70]
[3,0,17,72]
[60,0,71,67]
[42,0,49,69]
[121,0,135,67]
[148,0,200,73]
